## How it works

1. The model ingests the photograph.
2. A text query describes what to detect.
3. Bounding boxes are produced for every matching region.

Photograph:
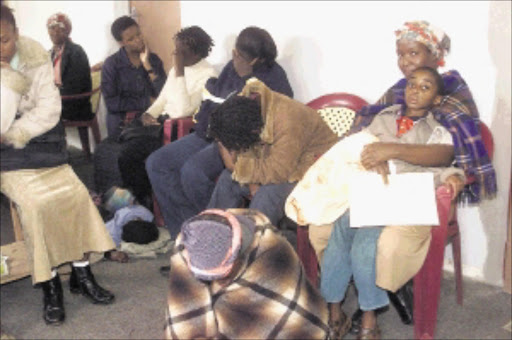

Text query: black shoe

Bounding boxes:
[69,265,115,304]
[388,280,414,325]
[159,265,170,278]
[41,275,65,325]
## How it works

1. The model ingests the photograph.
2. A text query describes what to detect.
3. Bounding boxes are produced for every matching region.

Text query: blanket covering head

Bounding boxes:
[180,209,244,281]
[165,208,329,339]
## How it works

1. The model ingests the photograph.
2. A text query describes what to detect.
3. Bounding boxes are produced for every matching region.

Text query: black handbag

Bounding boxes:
[118,118,163,143]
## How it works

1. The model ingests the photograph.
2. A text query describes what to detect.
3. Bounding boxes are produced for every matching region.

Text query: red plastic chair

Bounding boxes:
[162,117,195,145]
[414,122,494,340]
[152,117,195,227]
[297,93,369,286]
[62,70,102,158]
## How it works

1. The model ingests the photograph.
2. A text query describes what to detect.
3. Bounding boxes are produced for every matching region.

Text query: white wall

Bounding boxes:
[9,0,130,148]
[182,0,512,286]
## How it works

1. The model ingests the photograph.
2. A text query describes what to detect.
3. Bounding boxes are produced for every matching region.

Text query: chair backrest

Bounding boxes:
[306,93,369,137]
[90,71,102,114]
[479,121,494,160]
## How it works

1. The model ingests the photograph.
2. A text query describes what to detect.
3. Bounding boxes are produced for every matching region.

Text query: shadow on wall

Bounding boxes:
[480,0,512,285]
[280,37,323,102]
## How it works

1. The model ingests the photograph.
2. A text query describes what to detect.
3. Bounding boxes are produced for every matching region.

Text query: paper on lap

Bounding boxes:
[349,172,439,228]
[285,131,378,225]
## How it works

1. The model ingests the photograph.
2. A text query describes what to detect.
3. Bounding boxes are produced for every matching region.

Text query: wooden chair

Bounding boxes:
[62,70,102,158]
[413,122,494,340]
[1,202,30,284]
[296,93,369,287]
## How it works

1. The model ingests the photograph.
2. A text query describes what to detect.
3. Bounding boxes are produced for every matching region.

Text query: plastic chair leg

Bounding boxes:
[77,126,91,158]
[413,195,450,340]
[297,225,319,287]
[451,231,464,305]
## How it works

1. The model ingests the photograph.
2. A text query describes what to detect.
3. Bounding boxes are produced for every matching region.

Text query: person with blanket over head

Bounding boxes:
[165,208,329,339]
[306,20,498,335]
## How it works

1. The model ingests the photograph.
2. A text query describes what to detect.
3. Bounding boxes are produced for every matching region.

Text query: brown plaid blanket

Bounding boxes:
[164,209,329,339]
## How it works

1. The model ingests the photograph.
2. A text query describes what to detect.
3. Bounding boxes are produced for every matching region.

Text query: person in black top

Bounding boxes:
[47,12,93,121]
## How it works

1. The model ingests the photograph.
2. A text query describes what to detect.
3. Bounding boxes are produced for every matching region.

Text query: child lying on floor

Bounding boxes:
[101,187,158,262]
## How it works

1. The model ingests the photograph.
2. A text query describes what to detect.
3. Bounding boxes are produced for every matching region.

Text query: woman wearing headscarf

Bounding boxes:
[1,5,115,326]
[312,21,497,337]
[47,12,93,121]
[165,208,328,339]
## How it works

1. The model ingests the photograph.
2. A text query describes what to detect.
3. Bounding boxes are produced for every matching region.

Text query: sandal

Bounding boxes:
[357,325,381,340]
[328,310,351,340]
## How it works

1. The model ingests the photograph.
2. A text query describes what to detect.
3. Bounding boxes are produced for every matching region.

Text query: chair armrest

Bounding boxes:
[176,117,194,139]
[163,119,174,145]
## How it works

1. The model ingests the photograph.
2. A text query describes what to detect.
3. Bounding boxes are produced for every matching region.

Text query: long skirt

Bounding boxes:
[376,225,432,292]
[1,164,115,284]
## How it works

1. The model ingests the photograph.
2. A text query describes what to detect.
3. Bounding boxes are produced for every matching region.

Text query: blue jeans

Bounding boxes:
[207,169,296,226]
[320,211,389,311]
[145,133,224,238]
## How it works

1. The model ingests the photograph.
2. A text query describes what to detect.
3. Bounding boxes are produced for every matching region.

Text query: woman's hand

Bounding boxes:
[232,48,256,78]
[174,42,185,77]
[140,46,152,71]
[444,174,465,200]
[141,112,159,126]
[249,183,260,198]
[360,142,397,170]
[218,141,237,171]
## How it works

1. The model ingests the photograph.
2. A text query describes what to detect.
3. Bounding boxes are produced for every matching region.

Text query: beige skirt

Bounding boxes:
[1,164,115,284]
[376,225,432,292]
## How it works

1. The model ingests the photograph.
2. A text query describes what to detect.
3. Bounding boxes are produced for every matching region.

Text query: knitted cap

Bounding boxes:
[180,209,254,281]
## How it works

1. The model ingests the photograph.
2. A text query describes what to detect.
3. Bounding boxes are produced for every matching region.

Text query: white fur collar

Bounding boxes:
[17,36,50,69]
[0,36,50,95]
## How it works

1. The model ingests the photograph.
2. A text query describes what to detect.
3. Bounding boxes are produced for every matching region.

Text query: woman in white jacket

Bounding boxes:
[1,5,116,326]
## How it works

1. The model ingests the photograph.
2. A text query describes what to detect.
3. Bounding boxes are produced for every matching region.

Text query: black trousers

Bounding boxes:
[118,135,162,204]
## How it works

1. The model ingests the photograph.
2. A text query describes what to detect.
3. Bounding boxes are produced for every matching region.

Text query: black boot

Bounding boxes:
[388,280,414,325]
[69,265,115,304]
[41,275,65,325]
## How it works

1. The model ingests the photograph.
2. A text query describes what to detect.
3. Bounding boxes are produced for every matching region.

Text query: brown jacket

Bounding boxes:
[233,79,337,185]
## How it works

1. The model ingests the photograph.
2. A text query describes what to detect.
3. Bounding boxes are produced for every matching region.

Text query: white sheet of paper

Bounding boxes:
[349,172,439,228]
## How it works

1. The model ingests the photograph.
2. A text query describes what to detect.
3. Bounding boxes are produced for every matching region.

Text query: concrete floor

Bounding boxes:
[1,147,511,339]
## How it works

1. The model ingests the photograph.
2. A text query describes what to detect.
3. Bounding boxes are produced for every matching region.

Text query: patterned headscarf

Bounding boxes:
[47,12,72,36]
[395,21,451,67]
[181,209,243,281]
